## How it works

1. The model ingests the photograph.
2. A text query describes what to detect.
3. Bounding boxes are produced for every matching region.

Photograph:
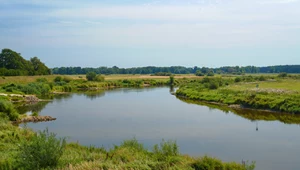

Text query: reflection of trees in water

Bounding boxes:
[15,101,51,115]
[83,91,105,100]
[177,97,300,125]
[169,85,175,93]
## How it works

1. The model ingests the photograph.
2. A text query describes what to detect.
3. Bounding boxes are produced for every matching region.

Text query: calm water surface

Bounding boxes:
[22,87,300,170]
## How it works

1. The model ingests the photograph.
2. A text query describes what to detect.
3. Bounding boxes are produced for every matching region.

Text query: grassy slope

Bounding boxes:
[176,77,300,114]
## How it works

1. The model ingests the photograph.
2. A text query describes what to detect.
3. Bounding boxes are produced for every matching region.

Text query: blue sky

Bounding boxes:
[0,0,299,68]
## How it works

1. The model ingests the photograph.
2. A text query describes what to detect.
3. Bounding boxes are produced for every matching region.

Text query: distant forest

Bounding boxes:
[52,65,300,75]
[1,49,299,76]
[0,49,51,76]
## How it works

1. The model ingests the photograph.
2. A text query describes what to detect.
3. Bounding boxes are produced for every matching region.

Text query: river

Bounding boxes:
[20,87,300,170]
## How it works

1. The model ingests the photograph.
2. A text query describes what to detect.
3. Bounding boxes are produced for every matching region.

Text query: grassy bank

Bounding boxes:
[176,75,300,114]
[0,119,255,170]
[178,98,300,125]
[0,75,255,170]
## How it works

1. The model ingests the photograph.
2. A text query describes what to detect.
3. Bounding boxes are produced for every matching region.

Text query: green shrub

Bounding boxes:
[258,76,266,81]
[153,140,179,161]
[31,112,39,117]
[36,78,48,83]
[278,72,288,78]
[120,138,145,152]
[0,100,19,121]
[54,76,63,82]
[63,76,72,83]
[169,75,175,85]
[86,72,97,81]
[94,75,105,82]
[207,71,215,76]
[195,71,205,76]
[235,77,242,83]
[16,128,66,169]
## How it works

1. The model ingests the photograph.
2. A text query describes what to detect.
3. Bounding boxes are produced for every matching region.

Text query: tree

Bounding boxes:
[169,75,175,85]
[30,57,51,75]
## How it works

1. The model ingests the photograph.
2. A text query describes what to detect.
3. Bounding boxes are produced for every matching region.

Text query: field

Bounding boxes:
[176,75,300,114]
[0,74,200,85]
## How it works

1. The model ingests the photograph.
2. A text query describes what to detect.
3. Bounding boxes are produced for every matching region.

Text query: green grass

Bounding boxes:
[176,76,300,114]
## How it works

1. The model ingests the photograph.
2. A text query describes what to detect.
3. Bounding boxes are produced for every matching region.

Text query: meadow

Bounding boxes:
[176,74,300,114]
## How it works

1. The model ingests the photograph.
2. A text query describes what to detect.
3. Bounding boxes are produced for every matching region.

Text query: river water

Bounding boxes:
[20,87,300,170]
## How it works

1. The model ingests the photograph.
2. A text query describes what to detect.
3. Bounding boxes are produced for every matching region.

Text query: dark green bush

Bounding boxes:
[235,77,242,83]
[278,72,288,78]
[86,72,97,81]
[54,76,63,82]
[16,129,66,169]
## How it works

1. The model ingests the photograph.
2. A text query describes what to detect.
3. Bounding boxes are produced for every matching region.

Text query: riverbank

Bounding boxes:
[0,76,255,170]
[176,77,300,114]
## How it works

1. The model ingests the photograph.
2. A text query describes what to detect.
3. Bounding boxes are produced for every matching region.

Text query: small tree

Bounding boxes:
[169,75,175,85]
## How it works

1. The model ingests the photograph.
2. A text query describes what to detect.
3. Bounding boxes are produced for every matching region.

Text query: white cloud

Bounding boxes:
[259,0,299,4]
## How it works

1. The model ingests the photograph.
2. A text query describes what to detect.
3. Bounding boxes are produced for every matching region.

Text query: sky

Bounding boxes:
[0,0,299,68]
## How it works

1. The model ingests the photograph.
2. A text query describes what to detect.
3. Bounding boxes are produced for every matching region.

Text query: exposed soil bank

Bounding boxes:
[13,115,56,124]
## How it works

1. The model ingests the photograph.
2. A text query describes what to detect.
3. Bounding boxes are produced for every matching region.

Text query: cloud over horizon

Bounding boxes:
[0,0,299,67]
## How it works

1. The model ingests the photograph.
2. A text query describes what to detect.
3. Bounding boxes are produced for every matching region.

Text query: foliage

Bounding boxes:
[176,77,300,113]
[54,76,63,82]
[0,48,51,76]
[169,75,175,85]
[278,72,288,78]
[86,72,104,82]
[195,70,205,76]
[207,71,215,76]
[153,140,179,161]
[151,72,172,76]
[191,156,255,170]
[0,100,19,121]
[16,128,66,169]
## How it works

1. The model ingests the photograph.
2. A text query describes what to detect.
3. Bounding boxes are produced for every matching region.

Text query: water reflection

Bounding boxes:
[15,101,51,115]
[177,97,300,125]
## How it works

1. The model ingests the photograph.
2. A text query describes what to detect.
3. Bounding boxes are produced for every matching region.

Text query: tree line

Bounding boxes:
[52,65,300,75]
[0,49,51,76]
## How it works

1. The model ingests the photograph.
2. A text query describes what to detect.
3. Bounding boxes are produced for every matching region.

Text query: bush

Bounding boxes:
[16,128,66,169]
[54,76,63,82]
[278,72,288,78]
[36,78,48,83]
[258,76,266,81]
[0,100,19,121]
[153,140,179,161]
[207,71,215,77]
[169,75,175,85]
[209,81,219,90]
[94,75,105,82]
[63,76,72,83]
[195,71,205,76]
[235,77,242,83]
[86,72,98,81]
